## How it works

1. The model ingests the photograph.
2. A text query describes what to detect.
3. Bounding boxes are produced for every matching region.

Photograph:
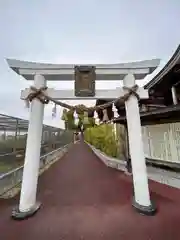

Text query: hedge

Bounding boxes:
[84,123,127,159]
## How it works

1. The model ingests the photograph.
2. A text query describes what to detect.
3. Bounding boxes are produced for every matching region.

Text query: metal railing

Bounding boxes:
[0,141,70,174]
[0,143,71,196]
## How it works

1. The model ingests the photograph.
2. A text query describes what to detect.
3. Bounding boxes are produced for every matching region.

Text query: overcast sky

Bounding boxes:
[0,0,179,128]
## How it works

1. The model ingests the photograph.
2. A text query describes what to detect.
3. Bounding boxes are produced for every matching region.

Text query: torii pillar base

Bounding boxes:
[11,202,41,220]
[132,197,157,216]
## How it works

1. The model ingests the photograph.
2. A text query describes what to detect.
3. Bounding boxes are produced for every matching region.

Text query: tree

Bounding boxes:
[61,105,95,131]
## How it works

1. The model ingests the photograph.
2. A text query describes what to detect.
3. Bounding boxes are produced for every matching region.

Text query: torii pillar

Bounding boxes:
[7,58,160,219]
[123,74,155,215]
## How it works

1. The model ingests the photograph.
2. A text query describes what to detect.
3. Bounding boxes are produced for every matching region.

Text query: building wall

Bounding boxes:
[142,123,180,163]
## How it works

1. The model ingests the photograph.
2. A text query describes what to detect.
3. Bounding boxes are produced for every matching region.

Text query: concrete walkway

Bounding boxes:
[147,165,180,188]
[0,141,180,239]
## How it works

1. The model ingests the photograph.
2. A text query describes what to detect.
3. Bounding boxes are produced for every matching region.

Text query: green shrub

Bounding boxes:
[84,123,126,159]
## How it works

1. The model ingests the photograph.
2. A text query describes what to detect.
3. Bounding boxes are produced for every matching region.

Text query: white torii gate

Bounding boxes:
[7,58,160,219]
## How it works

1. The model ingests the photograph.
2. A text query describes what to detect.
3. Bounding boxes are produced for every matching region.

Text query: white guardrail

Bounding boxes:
[0,143,70,196]
[86,142,180,189]
[85,141,126,171]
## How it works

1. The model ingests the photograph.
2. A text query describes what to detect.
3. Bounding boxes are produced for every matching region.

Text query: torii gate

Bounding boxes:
[7,58,160,219]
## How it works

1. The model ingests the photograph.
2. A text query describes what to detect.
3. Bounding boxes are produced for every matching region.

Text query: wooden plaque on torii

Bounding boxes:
[74,65,96,97]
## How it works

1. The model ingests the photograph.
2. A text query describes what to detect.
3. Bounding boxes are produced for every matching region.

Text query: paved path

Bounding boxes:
[0,141,180,239]
[147,165,180,188]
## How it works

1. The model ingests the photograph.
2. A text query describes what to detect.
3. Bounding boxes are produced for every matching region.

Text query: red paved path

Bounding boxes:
[0,141,180,239]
